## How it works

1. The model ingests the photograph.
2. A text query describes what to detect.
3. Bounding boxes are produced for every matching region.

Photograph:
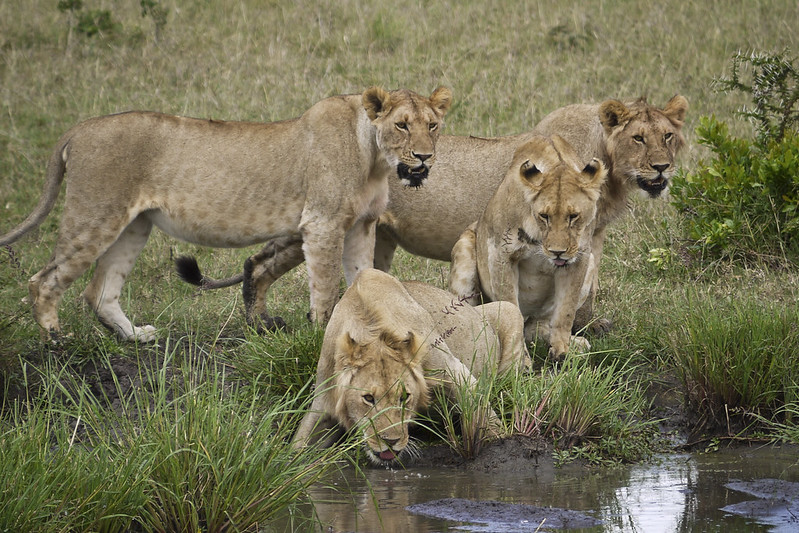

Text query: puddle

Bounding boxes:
[285,444,799,532]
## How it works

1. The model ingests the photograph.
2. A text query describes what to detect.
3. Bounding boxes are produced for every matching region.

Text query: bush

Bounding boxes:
[671,50,799,265]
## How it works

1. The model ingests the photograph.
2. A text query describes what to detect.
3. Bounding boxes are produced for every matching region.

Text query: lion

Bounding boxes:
[448,136,607,360]
[0,86,453,341]
[291,268,530,466]
[175,95,686,332]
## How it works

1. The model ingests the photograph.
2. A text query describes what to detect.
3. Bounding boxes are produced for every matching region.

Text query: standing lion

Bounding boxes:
[0,87,452,341]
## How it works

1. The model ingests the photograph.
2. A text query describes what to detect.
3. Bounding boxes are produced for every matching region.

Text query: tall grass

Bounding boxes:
[497,354,656,463]
[0,343,351,532]
[665,297,799,427]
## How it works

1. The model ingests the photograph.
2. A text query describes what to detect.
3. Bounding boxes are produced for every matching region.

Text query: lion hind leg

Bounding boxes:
[83,215,154,342]
[477,301,531,374]
[28,215,135,341]
[243,235,304,331]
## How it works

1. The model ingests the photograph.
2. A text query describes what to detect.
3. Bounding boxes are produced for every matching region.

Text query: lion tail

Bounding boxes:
[175,255,244,290]
[0,138,69,246]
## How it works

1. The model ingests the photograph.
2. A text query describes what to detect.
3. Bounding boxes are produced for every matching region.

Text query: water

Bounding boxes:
[295,445,799,532]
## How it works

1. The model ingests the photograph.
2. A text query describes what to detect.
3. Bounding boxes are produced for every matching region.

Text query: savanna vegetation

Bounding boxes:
[2,0,799,531]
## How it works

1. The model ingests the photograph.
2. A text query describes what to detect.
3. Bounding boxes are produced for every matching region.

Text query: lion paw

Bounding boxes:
[570,335,591,353]
[131,325,158,343]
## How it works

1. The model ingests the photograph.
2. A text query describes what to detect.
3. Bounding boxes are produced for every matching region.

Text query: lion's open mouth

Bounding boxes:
[553,258,569,268]
[367,446,402,466]
[378,449,397,461]
[397,162,430,189]
[636,176,669,198]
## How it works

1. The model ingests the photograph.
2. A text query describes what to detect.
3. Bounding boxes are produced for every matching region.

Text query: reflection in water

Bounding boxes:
[284,445,798,532]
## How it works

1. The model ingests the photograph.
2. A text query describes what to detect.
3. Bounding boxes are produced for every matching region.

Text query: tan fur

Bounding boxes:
[449,136,607,360]
[0,87,452,341]
[188,96,686,331]
[292,268,529,466]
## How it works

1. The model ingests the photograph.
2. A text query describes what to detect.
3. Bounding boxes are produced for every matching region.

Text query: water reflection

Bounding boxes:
[289,445,798,532]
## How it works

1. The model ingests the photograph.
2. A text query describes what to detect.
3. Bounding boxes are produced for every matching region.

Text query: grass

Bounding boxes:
[0,342,352,533]
[2,0,799,528]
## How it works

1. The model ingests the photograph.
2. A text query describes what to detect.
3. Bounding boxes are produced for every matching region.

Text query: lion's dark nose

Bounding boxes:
[381,436,400,447]
[413,152,432,163]
[651,163,670,174]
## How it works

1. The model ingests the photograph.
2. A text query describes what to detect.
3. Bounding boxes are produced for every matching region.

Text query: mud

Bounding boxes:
[722,479,799,532]
[407,498,602,531]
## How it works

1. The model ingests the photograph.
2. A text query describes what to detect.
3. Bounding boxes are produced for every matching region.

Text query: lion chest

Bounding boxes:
[350,176,389,224]
[515,256,559,319]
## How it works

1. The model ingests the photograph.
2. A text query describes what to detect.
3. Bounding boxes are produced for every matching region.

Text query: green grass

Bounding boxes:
[3,0,799,528]
[0,343,352,533]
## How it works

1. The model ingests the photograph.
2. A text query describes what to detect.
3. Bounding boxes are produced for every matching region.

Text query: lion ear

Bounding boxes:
[428,86,453,116]
[381,330,425,365]
[520,160,544,188]
[598,100,631,134]
[362,86,392,121]
[662,94,688,127]
[581,158,608,190]
[334,333,360,369]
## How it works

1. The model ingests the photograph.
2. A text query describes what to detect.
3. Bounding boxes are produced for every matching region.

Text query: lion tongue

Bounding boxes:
[379,450,397,461]
[554,258,567,267]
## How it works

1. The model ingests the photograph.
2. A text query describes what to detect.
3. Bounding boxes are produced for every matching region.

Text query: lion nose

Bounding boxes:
[413,152,432,163]
[651,163,670,174]
[381,436,400,448]
[549,249,566,258]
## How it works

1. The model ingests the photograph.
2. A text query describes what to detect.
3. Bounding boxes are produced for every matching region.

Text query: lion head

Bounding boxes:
[598,95,688,198]
[332,328,430,466]
[362,86,453,188]
[515,135,607,267]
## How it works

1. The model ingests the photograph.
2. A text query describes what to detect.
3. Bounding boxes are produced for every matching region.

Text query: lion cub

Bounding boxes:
[449,135,607,360]
[292,268,529,466]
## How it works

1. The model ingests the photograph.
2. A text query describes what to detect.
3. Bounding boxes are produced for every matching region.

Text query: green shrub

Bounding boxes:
[671,50,799,265]
[671,118,799,263]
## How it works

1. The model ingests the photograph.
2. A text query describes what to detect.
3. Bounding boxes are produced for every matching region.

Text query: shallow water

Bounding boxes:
[292,445,799,532]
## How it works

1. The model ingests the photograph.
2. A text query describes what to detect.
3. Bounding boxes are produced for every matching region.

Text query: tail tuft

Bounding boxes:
[175,255,204,286]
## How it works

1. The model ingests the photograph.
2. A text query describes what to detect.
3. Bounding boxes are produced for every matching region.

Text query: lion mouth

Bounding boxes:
[366,446,403,466]
[636,176,669,198]
[553,258,569,268]
[397,162,430,189]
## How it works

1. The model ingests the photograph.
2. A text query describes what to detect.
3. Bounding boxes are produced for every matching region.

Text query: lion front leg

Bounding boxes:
[448,223,482,305]
[301,223,345,324]
[342,218,376,285]
[547,260,592,360]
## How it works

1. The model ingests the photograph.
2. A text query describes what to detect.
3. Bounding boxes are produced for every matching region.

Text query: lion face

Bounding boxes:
[599,95,688,198]
[333,330,429,466]
[362,86,453,189]
[516,136,607,268]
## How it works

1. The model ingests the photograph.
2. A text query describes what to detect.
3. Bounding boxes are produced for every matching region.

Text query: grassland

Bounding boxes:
[2,0,799,530]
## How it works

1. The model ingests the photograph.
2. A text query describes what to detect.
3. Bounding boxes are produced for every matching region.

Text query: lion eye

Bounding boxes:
[363,394,375,405]
[664,132,674,142]
[428,122,438,132]
[539,214,550,224]
[395,122,408,132]
[399,392,410,404]
[568,214,579,224]
[633,134,645,144]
